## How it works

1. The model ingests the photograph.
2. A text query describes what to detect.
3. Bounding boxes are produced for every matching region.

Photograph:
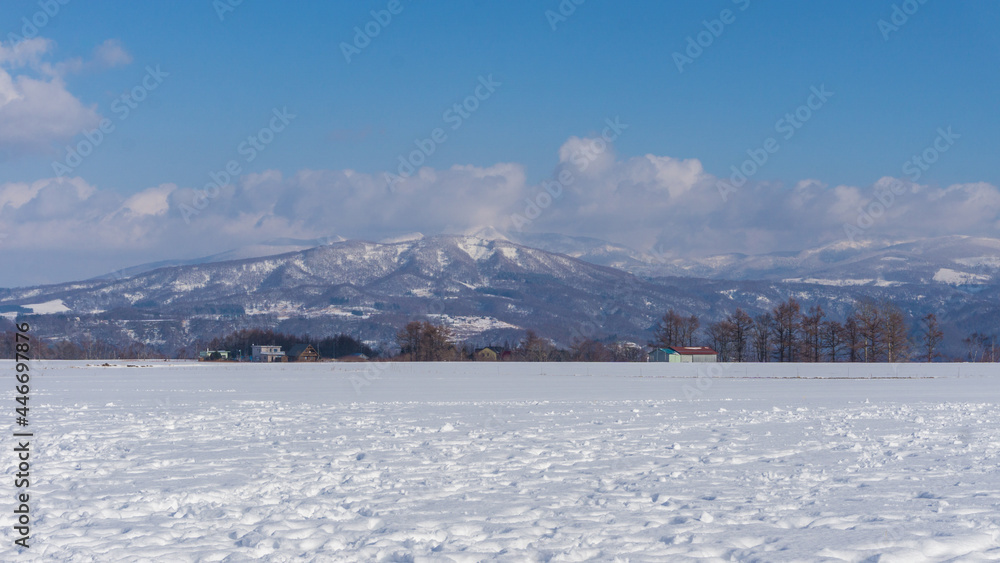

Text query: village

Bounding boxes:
[198,343,720,363]
[187,294,971,365]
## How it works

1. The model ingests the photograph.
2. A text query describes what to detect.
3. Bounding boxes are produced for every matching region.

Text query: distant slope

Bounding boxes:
[87,236,347,281]
[3,235,997,358]
[510,232,1000,288]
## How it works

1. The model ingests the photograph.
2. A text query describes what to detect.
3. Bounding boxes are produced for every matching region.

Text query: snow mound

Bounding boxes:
[10,361,1000,560]
[22,299,71,314]
[933,268,990,285]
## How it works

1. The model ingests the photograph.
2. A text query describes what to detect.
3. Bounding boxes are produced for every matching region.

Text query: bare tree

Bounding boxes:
[650,310,685,349]
[707,319,736,362]
[799,305,825,362]
[820,319,843,362]
[730,308,753,362]
[842,314,862,362]
[772,298,802,362]
[963,332,999,362]
[920,313,944,363]
[520,329,554,361]
[751,313,773,362]
[880,301,911,362]
[854,300,884,362]
[396,321,456,361]
[396,321,423,361]
[682,315,700,346]
[610,341,645,362]
[571,338,612,362]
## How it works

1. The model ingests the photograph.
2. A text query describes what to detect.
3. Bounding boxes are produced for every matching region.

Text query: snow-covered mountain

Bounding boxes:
[673,236,1000,286]
[4,235,998,356]
[89,227,1000,292]
[506,233,1000,287]
[87,236,347,281]
[4,236,672,347]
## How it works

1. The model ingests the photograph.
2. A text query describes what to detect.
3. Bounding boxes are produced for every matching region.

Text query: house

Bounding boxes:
[251,344,286,362]
[647,346,718,363]
[198,350,230,361]
[671,346,719,362]
[475,347,498,361]
[287,344,320,362]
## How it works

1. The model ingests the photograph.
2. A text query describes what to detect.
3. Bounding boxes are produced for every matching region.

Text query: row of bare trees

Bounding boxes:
[648,310,701,349]
[394,323,647,362]
[396,321,460,361]
[654,299,951,363]
[0,333,164,360]
[719,299,941,362]
[396,300,995,363]
[964,332,1000,362]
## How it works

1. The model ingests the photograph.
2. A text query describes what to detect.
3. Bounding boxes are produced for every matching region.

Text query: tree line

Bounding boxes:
[395,298,995,363]
[394,322,646,362]
[0,332,165,360]
[654,298,950,362]
[2,304,995,362]
[0,328,376,361]
[206,329,376,360]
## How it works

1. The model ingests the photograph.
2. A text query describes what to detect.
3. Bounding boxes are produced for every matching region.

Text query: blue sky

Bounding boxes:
[1,0,999,286]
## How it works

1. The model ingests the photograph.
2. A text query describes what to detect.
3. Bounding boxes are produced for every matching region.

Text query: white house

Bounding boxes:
[251,344,286,362]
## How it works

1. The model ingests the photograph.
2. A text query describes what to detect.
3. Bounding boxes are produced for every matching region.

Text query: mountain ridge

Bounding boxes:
[4,234,998,357]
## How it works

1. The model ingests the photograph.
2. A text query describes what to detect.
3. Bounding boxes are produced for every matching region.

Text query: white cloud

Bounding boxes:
[0,71,101,153]
[0,37,52,68]
[1,139,998,286]
[508,137,1000,257]
[122,184,174,216]
[0,176,95,211]
[643,154,707,198]
[91,39,132,69]
[0,37,131,156]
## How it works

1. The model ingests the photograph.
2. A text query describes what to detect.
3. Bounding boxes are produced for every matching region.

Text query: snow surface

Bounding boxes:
[21,299,71,314]
[5,361,1000,561]
[782,278,903,288]
[456,239,495,262]
[933,268,991,286]
[425,314,520,339]
[954,256,1000,269]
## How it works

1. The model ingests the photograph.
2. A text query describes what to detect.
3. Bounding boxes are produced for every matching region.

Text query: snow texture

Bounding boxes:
[932,268,991,286]
[4,361,1000,561]
[21,300,71,314]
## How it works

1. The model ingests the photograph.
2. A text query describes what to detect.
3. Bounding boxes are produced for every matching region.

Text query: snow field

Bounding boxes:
[3,361,1000,561]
